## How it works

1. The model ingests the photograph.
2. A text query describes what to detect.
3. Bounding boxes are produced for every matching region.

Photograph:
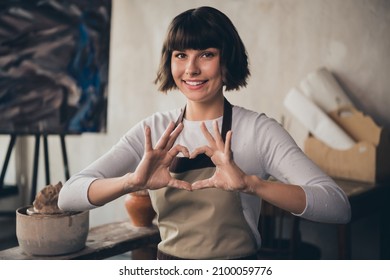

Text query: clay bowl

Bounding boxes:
[16,206,89,256]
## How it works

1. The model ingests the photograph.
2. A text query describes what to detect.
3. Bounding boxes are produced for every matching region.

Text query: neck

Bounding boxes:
[185,95,225,121]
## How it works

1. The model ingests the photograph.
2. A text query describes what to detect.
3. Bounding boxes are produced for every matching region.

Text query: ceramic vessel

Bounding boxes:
[124,191,156,227]
[16,206,89,256]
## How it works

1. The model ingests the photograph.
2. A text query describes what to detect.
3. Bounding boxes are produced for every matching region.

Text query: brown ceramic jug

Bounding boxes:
[124,190,156,227]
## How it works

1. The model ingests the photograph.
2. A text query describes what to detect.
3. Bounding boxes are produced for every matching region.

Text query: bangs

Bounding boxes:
[155,6,250,92]
[167,15,222,51]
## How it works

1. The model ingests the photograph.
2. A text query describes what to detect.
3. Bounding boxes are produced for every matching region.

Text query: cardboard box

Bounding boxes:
[304,106,390,183]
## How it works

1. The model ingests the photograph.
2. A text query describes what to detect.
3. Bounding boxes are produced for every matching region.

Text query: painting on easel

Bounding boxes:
[0,0,111,134]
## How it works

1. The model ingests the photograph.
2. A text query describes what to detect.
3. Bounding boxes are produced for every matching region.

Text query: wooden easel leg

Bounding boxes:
[60,134,70,180]
[30,134,40,203]
[43,135,50,185]
[0,135,17,191]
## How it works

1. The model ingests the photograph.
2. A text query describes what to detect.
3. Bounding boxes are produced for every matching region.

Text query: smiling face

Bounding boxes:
[171,48,224,104]
[155,7,249,93]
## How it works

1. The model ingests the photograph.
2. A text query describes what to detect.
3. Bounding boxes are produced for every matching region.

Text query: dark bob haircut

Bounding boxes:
[155,6,250,93]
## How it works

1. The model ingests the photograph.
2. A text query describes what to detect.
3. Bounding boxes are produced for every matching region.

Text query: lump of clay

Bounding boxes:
[31,182,64,215]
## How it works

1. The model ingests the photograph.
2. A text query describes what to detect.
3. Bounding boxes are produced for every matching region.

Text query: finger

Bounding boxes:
[155,121,175,149]
[168,179,192,191]
[212,120,224,149]
[165,123,184,150]
[200,122,216,147]
[191,178,213,190]
[169,144,190,158]
[144,125,152,152]
[190,146,214,159]
[224,130,232,156]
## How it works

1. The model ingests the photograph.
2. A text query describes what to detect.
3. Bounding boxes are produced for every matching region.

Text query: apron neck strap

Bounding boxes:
[175,98,233,142]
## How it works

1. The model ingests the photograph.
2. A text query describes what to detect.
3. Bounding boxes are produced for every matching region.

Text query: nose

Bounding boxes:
[185,57,200,76]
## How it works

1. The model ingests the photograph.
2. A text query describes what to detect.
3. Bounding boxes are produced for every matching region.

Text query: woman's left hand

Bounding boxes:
[190,121,251,192]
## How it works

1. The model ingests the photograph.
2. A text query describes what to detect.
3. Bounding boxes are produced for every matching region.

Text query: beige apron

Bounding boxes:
[149,99,257,259]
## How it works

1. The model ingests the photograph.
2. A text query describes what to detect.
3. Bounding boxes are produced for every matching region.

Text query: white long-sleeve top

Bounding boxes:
[59,105,351,243]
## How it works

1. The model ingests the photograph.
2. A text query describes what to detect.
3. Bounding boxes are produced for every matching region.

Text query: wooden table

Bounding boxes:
[1,180,388,260]
[335,179,390,259]
[0,221,160,260]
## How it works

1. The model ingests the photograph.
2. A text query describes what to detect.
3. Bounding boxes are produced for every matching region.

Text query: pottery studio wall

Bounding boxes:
[1,0,389,258]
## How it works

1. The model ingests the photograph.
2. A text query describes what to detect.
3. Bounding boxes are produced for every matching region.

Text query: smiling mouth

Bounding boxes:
[184,80,207,86]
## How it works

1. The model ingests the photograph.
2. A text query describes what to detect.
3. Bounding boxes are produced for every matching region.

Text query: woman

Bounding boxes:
[59,6,351,260]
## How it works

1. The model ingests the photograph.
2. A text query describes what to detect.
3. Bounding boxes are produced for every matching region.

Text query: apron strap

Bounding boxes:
[170,98,233,173]
[221,98,232,142]
[175,98,233,142]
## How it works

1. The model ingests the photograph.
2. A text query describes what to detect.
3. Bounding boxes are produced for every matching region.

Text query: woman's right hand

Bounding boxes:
[124,121,191,193]
[86,121,190,207]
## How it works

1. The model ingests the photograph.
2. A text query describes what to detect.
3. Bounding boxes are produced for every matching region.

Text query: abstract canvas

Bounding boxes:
[0,0,111,134]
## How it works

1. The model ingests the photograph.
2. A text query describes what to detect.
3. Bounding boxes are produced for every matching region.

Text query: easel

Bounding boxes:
[0,133,70,215]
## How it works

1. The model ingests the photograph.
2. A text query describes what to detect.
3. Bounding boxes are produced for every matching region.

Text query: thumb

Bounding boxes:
[169,178,192,191]
[191,178,213,190]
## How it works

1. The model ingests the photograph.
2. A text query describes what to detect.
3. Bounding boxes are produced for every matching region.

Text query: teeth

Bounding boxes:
[185,81,204,86]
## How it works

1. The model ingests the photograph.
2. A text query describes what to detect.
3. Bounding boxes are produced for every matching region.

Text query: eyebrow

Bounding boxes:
[172,47,220,52]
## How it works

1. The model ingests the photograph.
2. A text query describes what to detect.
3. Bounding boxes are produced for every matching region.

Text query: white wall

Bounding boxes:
[1,0,389,233]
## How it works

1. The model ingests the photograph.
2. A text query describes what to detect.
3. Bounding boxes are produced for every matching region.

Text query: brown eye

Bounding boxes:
[202,52,214,58]
[174,52,186,59]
